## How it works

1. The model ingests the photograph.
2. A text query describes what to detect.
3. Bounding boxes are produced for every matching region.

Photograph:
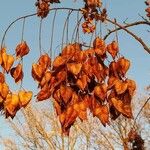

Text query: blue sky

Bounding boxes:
[0,0,150,148]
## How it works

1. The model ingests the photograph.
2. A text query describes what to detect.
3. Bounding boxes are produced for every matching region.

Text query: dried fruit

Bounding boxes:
[60,85,73,104]
[111,98,133,118]
[10,64,24,83]
[38,54,51,70]
[18,90,33,107]
[107,41,119,59]
[32,64,45,82]
[114,79,128,95]
[94,84,107,100]
[117,57,130,76]
[93,37,106,56]
[37,84,51,101]
[67,63,82,75]
[0,72,5,83]
[16,41,30,58]
[0,83,9,99]
[53,56,66,68]
[1,52,14,73]
[4,93,19,118]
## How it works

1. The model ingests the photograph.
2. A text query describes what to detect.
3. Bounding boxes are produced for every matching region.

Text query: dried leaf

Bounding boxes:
[107,90,117,106]
[79,98,89,111]
[123,92,132,104]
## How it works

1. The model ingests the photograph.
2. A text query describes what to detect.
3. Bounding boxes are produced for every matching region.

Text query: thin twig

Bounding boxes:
[106,18,150,54]
[21,18,26,42]
[61,10,73,51]
[50,10,57,58]
[39,18,43,55]
[104,20,150,40]
[132,96,150,129]
[75,11,80,44]
[1,7,81,49]
[1,13,36,49]
[71,16,83,43]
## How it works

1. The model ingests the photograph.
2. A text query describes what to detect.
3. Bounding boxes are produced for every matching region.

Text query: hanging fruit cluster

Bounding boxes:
[145,0,150,18]
[35,0,60,18]
[81,0,107,33]
[0,42,33,118]
[31,37,136,135]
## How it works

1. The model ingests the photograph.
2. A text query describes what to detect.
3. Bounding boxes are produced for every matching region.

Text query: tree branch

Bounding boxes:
[1,7,80,49]
[105,18,150,54]
[132,96,150,129]
[104,21,150,40]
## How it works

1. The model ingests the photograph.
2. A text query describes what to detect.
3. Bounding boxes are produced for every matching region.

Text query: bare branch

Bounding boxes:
[104,21,150,40]
[1,7,80,49]
[105,18,150,54]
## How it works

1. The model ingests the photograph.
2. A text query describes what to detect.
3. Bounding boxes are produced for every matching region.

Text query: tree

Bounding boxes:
[0,0,150,149]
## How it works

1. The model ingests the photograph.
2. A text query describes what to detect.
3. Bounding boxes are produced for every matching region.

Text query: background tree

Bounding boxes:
[0,94,149,149]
